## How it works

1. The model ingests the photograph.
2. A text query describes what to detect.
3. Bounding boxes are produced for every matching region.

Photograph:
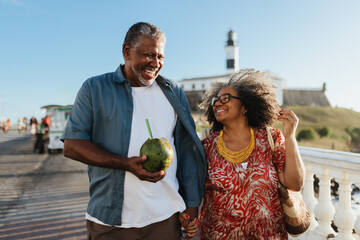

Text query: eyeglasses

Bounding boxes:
[210,93,241,106]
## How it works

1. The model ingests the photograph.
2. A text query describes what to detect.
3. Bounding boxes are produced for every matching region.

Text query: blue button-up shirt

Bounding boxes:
[61,65,206,226]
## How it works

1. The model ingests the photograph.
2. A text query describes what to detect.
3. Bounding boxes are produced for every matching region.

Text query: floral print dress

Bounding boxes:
[199,128,288,240]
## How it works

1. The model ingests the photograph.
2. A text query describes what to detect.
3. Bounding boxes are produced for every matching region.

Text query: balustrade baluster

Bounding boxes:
[302,164,318,232]
[333,172,356,239]
[352,181,360,238]
[355,215,360,237]
[313,168,336,239]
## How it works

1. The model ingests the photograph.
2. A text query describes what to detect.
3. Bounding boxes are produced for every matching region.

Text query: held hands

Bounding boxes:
[179,208,198,239]
[126,156,165,183]
[277,109,299,139]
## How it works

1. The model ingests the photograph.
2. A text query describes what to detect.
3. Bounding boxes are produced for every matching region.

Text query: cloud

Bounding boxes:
[1,0,24,7]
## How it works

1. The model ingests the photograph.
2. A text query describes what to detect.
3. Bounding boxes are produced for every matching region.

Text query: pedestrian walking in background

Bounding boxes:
[29,116,38,136]
[3,119,10,133]
[17,117,28,135]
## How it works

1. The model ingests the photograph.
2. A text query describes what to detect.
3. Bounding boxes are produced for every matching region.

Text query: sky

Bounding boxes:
[1,0,360,124]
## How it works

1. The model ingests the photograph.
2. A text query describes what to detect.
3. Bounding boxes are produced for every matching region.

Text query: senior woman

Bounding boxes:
[196,69,306,239]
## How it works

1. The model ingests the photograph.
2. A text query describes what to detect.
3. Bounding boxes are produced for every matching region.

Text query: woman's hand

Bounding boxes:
[179,210,198,239]
[277,109,298,139]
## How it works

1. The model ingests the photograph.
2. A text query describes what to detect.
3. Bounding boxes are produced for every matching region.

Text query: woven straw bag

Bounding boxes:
[267,127,311,237]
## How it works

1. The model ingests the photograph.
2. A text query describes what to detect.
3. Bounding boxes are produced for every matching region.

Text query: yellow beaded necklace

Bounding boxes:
[217,128,255,164]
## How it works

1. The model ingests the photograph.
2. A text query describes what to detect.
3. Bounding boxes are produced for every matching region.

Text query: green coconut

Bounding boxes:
[140,137,174,173]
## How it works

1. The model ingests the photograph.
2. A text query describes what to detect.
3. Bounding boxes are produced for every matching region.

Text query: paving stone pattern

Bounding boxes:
[0,137,89,240]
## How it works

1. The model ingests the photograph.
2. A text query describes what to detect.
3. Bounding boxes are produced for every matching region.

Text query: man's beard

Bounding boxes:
[135,70,157,86]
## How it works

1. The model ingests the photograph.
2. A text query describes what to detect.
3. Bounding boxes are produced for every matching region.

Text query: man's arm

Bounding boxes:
[64,139,165,182]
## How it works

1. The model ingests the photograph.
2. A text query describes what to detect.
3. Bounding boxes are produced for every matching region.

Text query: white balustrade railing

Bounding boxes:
[293,146,360,240]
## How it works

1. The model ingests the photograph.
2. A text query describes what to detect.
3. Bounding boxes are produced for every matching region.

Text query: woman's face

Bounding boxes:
[212,87,245,124]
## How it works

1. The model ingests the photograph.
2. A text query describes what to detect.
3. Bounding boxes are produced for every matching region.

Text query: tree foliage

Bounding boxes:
[317,126,330,138]
[297,129,316,141]
[345,127,360,152]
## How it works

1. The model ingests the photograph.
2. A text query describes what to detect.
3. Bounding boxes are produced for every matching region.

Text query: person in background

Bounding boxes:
[3,119,10,133]
[196,69,306,239]
[61,22,206,240]
[39,117,49,133]
[29,117,38,136]
[18,117,28,135]
[43,115,51,129]
[17,118,24,134]
[23,117,28,134]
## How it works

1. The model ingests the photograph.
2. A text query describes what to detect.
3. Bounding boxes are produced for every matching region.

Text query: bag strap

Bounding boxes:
[267,127,274,152]
[267,127,282,188]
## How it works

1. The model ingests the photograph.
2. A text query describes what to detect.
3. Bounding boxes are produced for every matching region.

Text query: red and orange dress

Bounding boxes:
[199,128,288,240]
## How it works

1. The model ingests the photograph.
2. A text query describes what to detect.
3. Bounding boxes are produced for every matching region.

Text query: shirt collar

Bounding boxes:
[113,64,127,84]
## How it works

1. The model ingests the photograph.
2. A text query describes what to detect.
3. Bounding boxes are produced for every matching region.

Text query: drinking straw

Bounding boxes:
[145,119,153,139]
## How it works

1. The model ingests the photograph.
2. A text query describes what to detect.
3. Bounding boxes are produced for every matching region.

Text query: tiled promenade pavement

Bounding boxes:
[0,131,29,143]
[0,135,89,240]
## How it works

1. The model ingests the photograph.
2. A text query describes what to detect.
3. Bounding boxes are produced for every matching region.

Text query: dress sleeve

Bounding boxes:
[271,128,286,173]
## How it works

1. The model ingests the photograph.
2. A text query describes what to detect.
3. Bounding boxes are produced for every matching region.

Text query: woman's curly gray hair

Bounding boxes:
[199,69,280,133]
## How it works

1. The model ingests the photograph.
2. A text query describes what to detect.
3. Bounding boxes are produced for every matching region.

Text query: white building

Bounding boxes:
[179,30,286,111]
[179,30,329,112]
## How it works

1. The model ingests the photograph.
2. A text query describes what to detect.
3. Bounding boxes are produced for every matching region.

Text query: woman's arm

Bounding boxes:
[277,109,306,191]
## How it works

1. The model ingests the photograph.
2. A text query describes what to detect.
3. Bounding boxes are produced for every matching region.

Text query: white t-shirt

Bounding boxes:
[86,81,186,227]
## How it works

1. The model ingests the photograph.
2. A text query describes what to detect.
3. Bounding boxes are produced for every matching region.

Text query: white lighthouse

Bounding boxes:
[178,30,293,111]
[226,30,239,73]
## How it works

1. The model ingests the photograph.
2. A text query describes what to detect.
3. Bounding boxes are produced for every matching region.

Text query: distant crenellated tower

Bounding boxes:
[226,30,239,73]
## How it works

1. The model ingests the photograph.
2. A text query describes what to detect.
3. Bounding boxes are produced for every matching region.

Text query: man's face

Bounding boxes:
[123,36,165,87]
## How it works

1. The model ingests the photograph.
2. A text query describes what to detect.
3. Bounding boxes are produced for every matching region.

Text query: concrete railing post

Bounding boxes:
[333,172,356,239]
[313,168,336,239]
[302,164,318,231]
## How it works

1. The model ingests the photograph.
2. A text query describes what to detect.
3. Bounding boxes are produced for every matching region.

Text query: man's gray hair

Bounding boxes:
[123,22,166,49]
